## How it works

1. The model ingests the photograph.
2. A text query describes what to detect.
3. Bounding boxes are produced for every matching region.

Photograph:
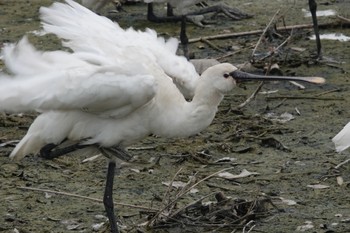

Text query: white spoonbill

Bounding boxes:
[0,1,325,232]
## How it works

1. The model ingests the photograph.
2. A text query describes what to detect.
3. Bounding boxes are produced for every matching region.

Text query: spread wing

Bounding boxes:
[40,0,199,98]
[0,38,157,118]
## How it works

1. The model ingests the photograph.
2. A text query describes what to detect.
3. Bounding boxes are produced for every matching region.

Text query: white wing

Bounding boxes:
[40,0,199,98]
[0,38,157,118]
[332,122,350,152]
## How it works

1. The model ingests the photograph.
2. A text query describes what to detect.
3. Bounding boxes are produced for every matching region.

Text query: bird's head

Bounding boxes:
[200,63,238,94]
[200,62,325,95]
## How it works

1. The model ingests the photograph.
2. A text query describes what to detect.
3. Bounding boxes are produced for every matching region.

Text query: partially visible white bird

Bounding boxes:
[81,0,122,13]
[0,1,325,232]
[144,0,252,23]
[80,0,251,24]
[332,122,350,152]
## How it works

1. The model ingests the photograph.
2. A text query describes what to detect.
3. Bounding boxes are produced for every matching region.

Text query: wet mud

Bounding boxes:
[1,0,350,232]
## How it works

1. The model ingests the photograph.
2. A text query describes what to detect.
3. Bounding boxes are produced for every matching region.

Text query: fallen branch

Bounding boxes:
[337,15,350,24]
[237,82,264,109]
[334,158,350,170]
[18,186,159,212]
[265,96,344,101]
[314,88,341,97]
[201,38,226,53]
[189,20,349,43]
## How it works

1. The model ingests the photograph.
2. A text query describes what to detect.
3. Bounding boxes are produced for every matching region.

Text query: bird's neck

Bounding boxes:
[154,87,224,138]
[192,87,224,109]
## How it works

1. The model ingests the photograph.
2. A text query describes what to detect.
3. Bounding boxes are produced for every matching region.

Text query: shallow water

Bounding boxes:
[1,0,350,232]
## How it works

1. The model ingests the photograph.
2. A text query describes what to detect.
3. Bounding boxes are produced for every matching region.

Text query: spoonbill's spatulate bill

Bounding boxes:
[0,1,325,232]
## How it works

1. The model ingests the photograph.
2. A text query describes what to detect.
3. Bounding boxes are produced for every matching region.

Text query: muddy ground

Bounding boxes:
[1,0,350,232]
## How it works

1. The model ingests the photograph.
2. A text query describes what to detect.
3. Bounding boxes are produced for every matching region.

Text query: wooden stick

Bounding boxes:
[237,82,264,109]
[189,20,349,43]
[251,9,280,58]
[334,158,350,169]
[201,38,226,53]
[337,15,350,24]
[265,96,344,101]
[18,186,159,212]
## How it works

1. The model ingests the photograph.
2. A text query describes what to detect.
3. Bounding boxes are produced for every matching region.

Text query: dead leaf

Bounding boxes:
[217,169,259,180]
[162,181,187,189]
[81,154,102,163]
[162,181,198,193]
[214,157,236,163]
[290,47,306,52]
[307,184,330,189]
[264,112,295,123]
[279,197,297,206]
[336,176,344,186]
[289,81,305,89]
[0,140,19,148]
[296,221,314,231]
[129,168,140,173]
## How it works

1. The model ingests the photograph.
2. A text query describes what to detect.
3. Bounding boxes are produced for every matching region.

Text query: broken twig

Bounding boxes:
[18,186,159,212]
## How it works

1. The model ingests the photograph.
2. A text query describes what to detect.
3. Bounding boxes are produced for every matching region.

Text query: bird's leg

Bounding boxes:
[166,3,174,16]
[40,141,88,159]
[104,159,119,233]
[147,3,182,23]
[100,147,132,233]
[308,0,322,59]
[180,16,190,60]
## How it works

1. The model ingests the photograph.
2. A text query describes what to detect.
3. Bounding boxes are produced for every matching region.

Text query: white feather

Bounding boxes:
[332,122,350,152]
[41,0,199,98]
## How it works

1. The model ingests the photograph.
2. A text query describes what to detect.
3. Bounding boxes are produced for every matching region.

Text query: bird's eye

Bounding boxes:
[223,73,230,78]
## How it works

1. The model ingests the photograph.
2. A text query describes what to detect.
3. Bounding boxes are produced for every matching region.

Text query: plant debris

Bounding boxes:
[149,191,274,231]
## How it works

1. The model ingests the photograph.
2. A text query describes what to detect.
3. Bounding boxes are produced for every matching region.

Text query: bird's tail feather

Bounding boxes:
[9,133,44,161]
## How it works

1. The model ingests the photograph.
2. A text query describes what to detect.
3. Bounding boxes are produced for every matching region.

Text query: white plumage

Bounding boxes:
[0,0,237,161]
[332,122,350,152]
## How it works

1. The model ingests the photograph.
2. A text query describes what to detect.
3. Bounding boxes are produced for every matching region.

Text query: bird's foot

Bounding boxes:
[187,3,253,21]
[39,140,89,159]
[100,146,133,162]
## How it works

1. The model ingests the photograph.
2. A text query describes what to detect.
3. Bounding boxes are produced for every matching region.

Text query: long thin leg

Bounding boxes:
[308,0,322,59]
[104,160,119,233]
[180,16,189,60]
[147,3,182,23]
[166,3,174,16]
